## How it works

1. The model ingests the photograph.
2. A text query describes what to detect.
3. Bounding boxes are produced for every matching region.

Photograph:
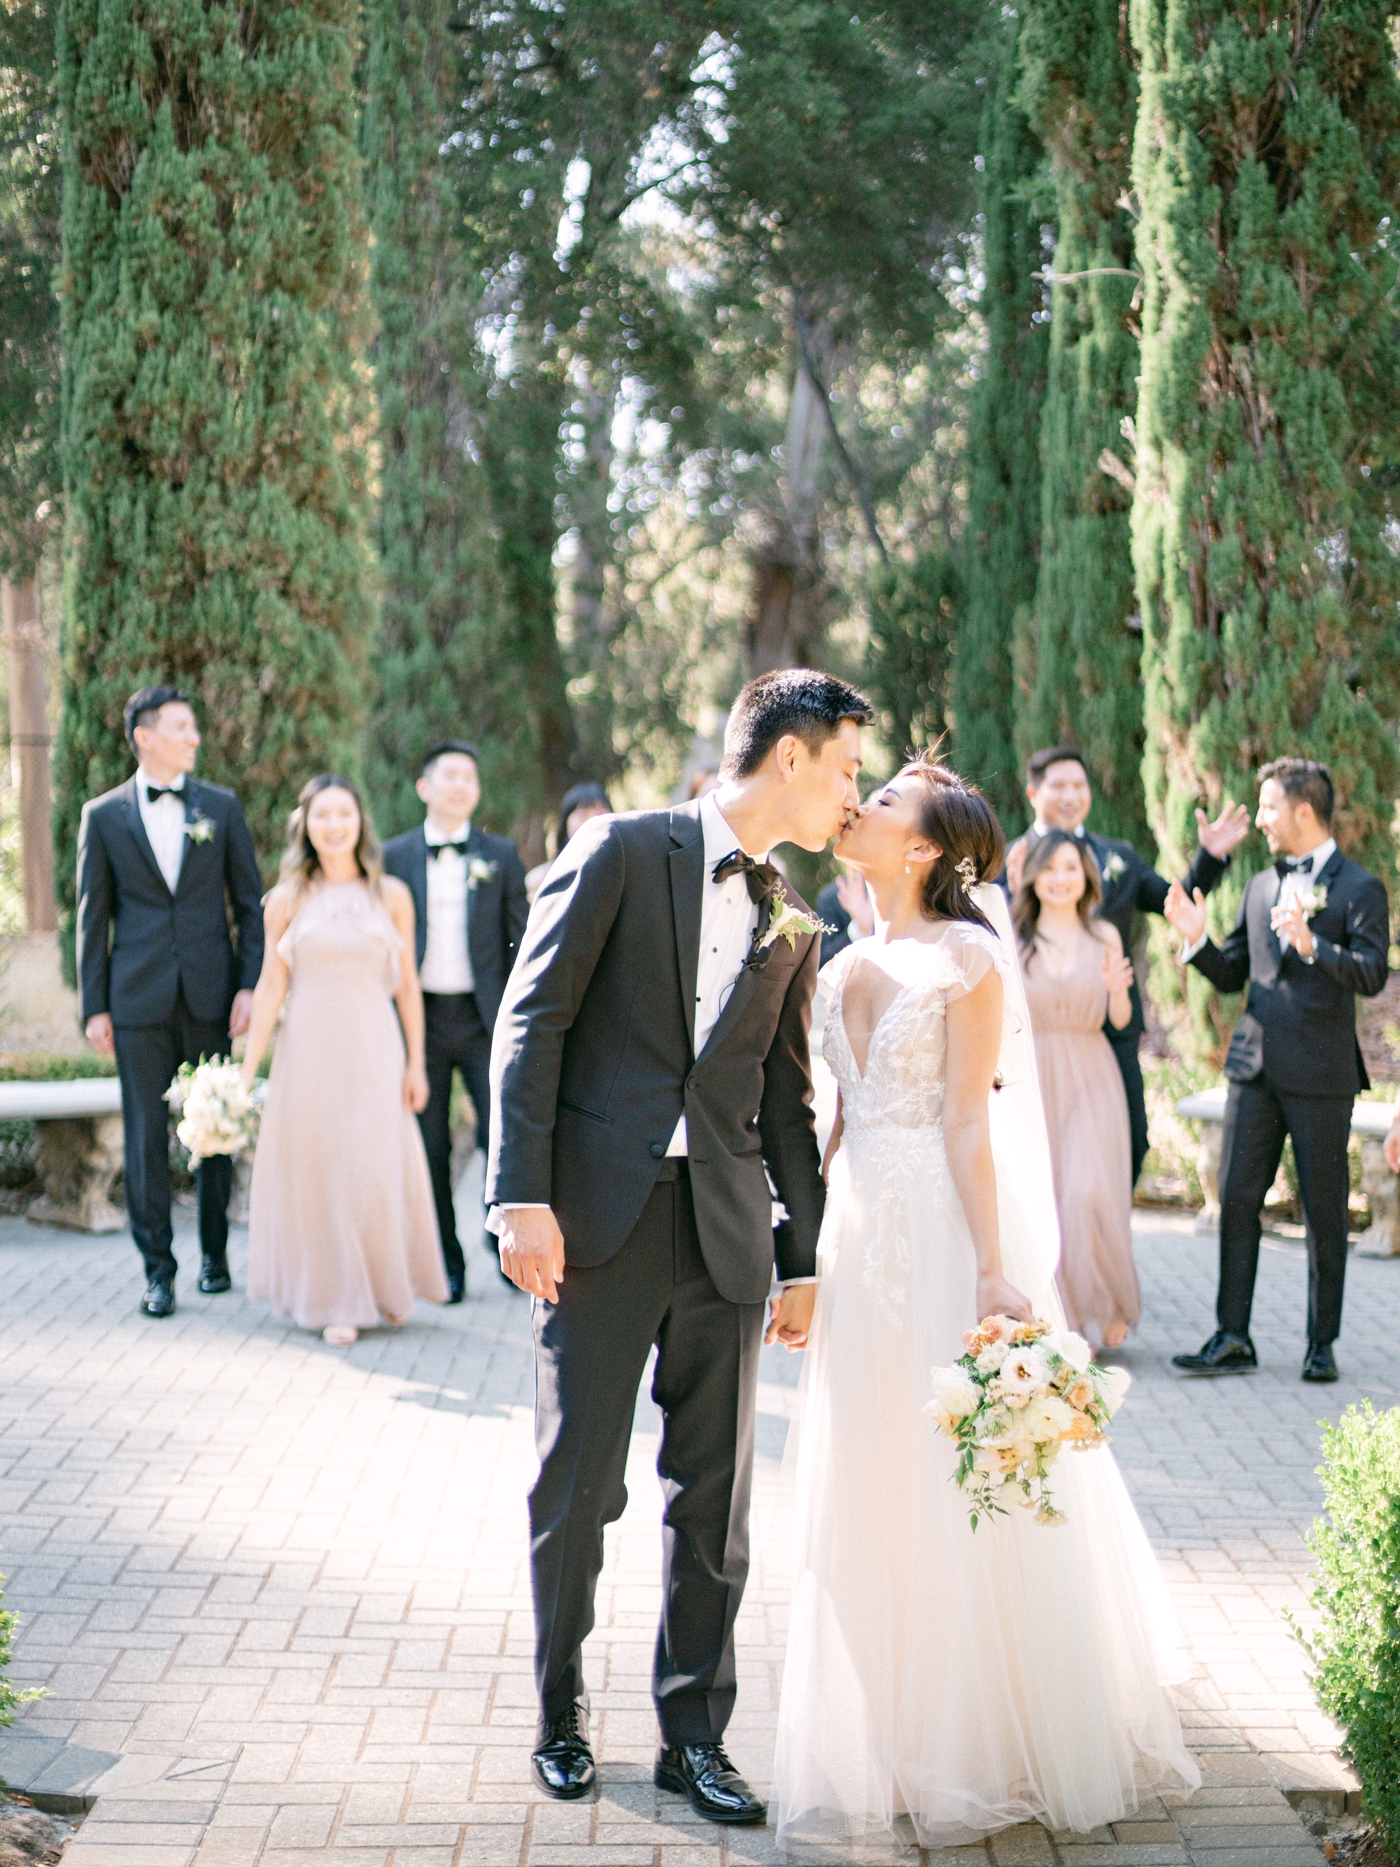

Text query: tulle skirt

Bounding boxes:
[773,1123,1199,1852]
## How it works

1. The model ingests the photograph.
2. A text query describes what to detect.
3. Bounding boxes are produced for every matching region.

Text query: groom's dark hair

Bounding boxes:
[721,670,873,778]
[124,684,192,750]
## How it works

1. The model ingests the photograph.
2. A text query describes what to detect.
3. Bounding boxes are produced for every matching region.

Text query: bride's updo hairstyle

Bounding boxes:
[280,773,384,907]
[901,751,1005,931]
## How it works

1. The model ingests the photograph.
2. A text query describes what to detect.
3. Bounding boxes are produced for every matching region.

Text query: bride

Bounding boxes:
[772,753,1199,1852]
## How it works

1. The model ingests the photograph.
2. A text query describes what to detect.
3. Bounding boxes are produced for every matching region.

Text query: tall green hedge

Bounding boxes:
[1018,0,1146,848]
[952,17,1049,828]
[54,0,377,895]
[1129,0,1400,920]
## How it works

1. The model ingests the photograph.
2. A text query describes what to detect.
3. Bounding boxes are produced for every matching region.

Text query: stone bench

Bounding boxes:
[1175,1085,1400,1256]
[0,1078,126,1233]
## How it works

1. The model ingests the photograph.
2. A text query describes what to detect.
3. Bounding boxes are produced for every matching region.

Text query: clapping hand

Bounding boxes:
[835,867,874,938]
[1004,836,1027,895]
[1164,880,1207,948]
[1269,894,1315,958]
[1196,801,1251,859]
[1101,942,1134,998]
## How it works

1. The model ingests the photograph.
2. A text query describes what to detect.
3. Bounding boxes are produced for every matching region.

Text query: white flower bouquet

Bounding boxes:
[925,1315,1130,1529]
[165,1058,261,1159]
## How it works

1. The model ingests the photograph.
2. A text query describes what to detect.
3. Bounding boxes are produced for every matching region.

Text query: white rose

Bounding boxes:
[999,1347,1051,1395]
[1021,1394,1074,1443]
[925,1366,981,1431]
[975,1341,1009,1374]
[1041,1328,1092,1373]
[1097,1365,1132,1414]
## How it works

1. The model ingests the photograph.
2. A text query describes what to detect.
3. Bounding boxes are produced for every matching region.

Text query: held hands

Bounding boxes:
[1196,801,1251,860]
[1270,895,1316,958]
[1101,942,1134,999]
[976,1270,1033,1325]
[499,1205,566,1302]
[403,1062,429,1113]
[85,1013,115,1057]
[765,1282,817,1351]
[1164,880,1207,949]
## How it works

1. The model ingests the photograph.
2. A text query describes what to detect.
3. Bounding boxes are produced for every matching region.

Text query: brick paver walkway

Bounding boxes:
[1,1173,1389,1865]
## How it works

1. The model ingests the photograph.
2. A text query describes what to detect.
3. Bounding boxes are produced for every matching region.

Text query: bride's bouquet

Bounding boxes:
[165,1058,261,1159]
[925,1315,1130,1529]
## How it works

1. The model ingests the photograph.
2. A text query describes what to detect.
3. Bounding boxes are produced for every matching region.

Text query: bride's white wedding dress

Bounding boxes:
[773,897,1199,1852]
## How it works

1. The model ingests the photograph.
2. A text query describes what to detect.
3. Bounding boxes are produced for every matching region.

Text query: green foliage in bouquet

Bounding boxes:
[53,0,378,901]
[952,13,1050,829]
[1016,0,1147,850]
[1129,0,1400,1047]
[1299,1403,1400,1847]
[0,1561,41,1728]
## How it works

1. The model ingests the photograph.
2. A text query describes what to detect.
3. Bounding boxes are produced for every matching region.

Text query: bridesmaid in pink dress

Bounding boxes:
[242,775,446,1346]
[1015,830,1140,1348]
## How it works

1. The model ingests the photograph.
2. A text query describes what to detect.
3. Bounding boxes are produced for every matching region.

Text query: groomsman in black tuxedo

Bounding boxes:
[1005,746,1250,1180]
[77,686,264,1317]
[382,742,529,1300]
[1165,759,1389,1382]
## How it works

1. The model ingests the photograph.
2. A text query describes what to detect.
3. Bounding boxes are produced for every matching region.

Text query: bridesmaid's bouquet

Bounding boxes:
[925,1316,1130,1529]
[165,1058,261,1159]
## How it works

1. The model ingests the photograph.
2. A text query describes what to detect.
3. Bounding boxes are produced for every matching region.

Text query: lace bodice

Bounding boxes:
[821,922,1008,1137]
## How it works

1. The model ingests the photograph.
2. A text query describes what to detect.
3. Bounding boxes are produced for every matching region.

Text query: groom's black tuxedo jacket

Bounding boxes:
[1188,845,1389,1095]
[487,800,826,1305]
[381,822,528,1031]
[76,774,264,1027]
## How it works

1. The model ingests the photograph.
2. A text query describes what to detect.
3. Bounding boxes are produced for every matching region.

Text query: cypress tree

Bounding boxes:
[54,0,376,895]
[1130,0,1400,922]
[360,0,536,837]
[1018,0,1146,847]
[952,19,1050,827]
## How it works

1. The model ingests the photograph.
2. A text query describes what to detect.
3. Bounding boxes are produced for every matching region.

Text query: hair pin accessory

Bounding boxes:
[956,854,978,890]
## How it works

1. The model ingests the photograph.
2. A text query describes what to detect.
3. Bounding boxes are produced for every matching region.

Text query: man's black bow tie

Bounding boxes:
[713,850,780,903]
[146,784,183,804]
[1275,854,1314,877]
[428,840,469,860]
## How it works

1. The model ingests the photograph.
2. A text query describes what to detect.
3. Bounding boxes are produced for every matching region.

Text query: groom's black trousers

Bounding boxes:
[113,989,232,1283]
[529,1159,765,1744]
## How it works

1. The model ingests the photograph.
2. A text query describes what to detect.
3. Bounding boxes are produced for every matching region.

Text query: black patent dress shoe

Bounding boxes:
[1171,1329,1257,1374]
[1303,1341,1339,1383]
[198,1257,232,1295]
[140,1278,176,1319]
[445,1272,466,1305]
[655,1743,767,1824]
[531,1703,595,1799]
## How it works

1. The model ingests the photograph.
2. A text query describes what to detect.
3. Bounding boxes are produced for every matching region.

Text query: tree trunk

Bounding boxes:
[2,575,55,932]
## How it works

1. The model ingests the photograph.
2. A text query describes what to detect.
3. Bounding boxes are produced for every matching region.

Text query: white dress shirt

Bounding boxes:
[419,819,475,994]
[1182,837,1333,964]
[136,766,187,893]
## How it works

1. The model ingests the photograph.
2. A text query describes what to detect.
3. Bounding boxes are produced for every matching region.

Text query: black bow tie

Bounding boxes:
[146,784,183,804]
[1275,854,1314,877]
[428,840,469,860]
[713,850,779,903]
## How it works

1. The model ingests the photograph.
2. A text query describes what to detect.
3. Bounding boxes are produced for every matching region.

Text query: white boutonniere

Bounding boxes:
[183,812,216,845]
[1102,852,1126,884]
[466,856,498,891]
[1296,883,1328,918]
[758,897,835,953]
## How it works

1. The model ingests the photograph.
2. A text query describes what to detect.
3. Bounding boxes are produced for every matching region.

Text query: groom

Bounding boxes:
[488,669,871,1822]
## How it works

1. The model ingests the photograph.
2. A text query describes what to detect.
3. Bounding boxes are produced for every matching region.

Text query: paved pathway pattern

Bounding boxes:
[1,1190,1394,1866]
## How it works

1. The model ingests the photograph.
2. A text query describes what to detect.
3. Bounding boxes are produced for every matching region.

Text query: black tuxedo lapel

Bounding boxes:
[668,806,704,1054]
[120,775,173,895]
[173,782,213,899]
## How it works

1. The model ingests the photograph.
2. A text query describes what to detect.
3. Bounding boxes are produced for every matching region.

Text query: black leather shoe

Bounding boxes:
[446,1272,466,1305]
[531,1703,595,1799]
[655,1743,766,1824]
[1171,1330,1257,1374]
[1303,1341,1339,1383]
[140,1278,176,1319]
[198,1258,231,1295]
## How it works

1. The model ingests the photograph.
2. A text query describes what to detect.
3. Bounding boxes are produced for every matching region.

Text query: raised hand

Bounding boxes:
[1196,801,1251,859]
[1101,942,1134,998]
[1164,880,1207,948]
[1004,836,1027,895]
[1270,894,1315,958]
[835,867,874,938]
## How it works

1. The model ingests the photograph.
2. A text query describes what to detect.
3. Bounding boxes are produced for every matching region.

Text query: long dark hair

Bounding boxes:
[279,774,383,906]
[900,751,1005,931]
[1013,829,1102,958]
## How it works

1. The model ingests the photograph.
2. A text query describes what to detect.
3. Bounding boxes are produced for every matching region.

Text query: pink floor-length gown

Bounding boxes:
[1024,926,1140,1344]
[248,880,447,1329]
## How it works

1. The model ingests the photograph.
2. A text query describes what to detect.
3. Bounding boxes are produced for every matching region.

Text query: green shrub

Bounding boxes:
[0,1563,40,1729]
[1298,1404,1400,1846]
[0,1052,116,1081]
